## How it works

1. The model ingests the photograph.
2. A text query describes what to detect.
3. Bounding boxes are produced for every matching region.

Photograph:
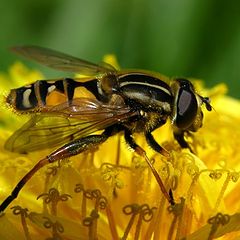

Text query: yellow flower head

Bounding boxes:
[0,58,240,240]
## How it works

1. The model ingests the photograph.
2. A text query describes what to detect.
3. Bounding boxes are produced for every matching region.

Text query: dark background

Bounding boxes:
[1,0,239,98]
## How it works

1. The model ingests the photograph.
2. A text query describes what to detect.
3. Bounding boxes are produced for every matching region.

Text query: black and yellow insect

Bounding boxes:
[0,46,212,212]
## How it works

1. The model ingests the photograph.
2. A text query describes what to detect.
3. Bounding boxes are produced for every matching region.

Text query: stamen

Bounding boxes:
[230,172,240,182]
[209,170,222,180]
[97,196,108,210]
[213,171,230,213]
[74,183,87,219]
[122,204,139,240]
[105,206,119,240]
[134,212,143,240]
[167,198,185,240]
[207,213,230,239]
[83,209,99,240]
[100,163,124,195]
[135,204,156,240]
[170,175,178,190]
[43,216,64,239]
[43,166,60,212]
[11,206,31,240]
[75,183,108,237]
[145,197,166,239]
[122,204,156,240]
[37,188,71,216]
[80,189,107,239]
[74,183,85,193]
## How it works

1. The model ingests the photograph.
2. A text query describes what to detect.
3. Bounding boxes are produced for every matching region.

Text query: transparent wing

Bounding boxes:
[5,98,136,153]
[11,46,115,75]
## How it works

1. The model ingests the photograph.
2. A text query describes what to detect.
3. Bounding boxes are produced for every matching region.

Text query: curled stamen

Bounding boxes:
[55,221,64,233]
[122,204,156,240]
[158,161,171,180]
[97,196,108,210]
[101,163,117,180]
[37,188,71,215]
[140,205,156,222]
[11,205,28,217]
[46,166,59,176]
[100,163,124,192]
[43,217,64,239]
[91,189,101,199]
[82,217,93,227]
[186,162,199,177]
[89,189,108,211]
[133,204,156,240]
[82,209,99,227]
[43,217,64,232]
[122,204,139,240]
[75,185,108,220]
[60,194,72,202]
[74,183,84,193]
[43,217,53,229]
[11,206,31,240]
[207,213,230,239]
[209,170,223,180]
[208,213,230,225]
[83,209,99,240]
[84,189,94,199]
[230,172,240,182]
[170,175,178,191]
[38,188,59,204]
[38,188,71,203]
[123,204,140,215]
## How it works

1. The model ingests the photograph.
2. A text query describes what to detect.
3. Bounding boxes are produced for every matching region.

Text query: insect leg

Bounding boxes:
[0,126,117,212]
[0,157,49,212]
[173,130,193,153]
[47,129,112,162]
[145,132,170,157]
[124,128,175,205]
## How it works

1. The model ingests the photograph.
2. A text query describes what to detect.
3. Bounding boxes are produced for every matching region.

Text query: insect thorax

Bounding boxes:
[117,73,173,114]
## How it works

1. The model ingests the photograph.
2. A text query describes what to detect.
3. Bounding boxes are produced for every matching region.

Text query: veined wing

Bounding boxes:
[5,98,136,153]
[11,46,115,75]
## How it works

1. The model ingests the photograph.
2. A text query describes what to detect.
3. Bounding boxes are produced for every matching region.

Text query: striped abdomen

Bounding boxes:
[6,78,101,112]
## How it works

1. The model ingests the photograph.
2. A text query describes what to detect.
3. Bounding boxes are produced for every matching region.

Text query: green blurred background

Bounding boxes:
[0,0,239,98]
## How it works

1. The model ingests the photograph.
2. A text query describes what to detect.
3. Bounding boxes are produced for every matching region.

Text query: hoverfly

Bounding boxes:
[0,46,212,212]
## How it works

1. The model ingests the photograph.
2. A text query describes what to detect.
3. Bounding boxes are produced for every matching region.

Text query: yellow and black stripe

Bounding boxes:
[118,73,172,113]
[6,78,102,111]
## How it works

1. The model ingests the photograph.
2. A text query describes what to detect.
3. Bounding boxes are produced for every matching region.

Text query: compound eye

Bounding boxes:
[175,88,198,129]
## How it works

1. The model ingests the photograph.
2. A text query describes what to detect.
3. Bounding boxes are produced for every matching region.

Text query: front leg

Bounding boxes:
[145,132,170,157]
[124,128,175,205]
[173,130,193,153]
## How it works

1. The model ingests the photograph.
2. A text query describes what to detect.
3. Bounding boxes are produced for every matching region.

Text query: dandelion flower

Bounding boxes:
[0,58,240,240]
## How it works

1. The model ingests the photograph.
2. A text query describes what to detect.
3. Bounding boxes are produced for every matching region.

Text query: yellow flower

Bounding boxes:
[0,59,240,240]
